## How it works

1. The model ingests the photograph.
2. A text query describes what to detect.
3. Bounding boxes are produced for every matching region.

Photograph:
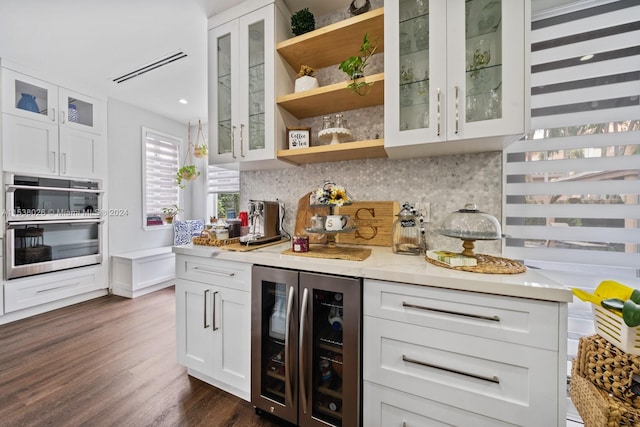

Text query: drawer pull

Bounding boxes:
[402,302,500,322]
[191,266,236,277]
[402,354,500,384]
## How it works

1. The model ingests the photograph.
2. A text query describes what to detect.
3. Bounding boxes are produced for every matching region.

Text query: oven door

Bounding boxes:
[6,218,103,279]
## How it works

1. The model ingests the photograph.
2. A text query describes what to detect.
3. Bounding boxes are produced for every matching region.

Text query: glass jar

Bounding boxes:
[322,116,334,130]
[392,202,422,255]
[334,113,346,129]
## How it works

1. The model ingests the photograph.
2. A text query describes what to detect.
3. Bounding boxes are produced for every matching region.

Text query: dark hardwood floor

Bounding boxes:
[0,287,281,427]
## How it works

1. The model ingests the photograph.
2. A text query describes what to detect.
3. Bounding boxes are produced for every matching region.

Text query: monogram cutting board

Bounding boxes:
[335,201,399,246]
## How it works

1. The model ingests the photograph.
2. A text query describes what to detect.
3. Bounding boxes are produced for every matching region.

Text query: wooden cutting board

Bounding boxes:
[294,192,330,244]
[336,201,399,246]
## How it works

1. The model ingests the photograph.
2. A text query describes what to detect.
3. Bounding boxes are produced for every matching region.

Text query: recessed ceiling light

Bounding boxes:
[580,54,594,61]
[179,98,188,104]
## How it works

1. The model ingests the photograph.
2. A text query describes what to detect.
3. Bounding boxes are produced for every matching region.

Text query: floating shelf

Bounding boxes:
[277,73,384,119]
[277,139,387,165]
[276,7,384,72]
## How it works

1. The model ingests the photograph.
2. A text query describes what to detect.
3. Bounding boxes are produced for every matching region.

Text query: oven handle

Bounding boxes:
[7,218,104,228]
[6,184,104,194]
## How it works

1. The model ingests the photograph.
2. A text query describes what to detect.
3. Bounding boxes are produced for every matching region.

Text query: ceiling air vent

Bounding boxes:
[112,51,188,84]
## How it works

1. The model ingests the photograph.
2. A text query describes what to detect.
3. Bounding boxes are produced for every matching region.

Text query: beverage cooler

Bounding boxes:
[251,266,362,427]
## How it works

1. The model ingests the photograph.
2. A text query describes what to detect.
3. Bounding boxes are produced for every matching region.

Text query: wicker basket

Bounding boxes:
[192,231,239,247]
[571,360,640,426]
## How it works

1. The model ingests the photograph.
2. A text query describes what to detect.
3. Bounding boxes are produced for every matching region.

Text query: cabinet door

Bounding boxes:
[58,88,103,135]
[237,6,275,162]
[2,114,59,175]
[384,0,447,148]
[176,279,216,377]
[212,284,252,396]
[2,68,59,124]
[446,0,527,141]
[59,127,102,178]
[209,20,240,164]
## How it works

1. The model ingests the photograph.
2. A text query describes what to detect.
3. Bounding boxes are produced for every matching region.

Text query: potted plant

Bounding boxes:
[294,65,319,93]
[338,33,379,96]
[193,119,208,158]
[291,8,315,36]
[161,204,183,224]
[194,143,208,158]
[176,165,200,189]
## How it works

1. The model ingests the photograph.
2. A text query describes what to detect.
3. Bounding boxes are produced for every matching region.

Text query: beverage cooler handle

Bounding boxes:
[284,285,295,406]
[203,289,210,329]
[299,287,309,414]
[212,291,219,331]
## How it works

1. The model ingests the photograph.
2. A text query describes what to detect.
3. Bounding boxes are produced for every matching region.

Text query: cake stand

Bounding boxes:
[318,127,351,145]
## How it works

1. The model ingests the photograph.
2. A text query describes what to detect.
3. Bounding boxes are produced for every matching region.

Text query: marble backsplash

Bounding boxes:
[241,152,503,254]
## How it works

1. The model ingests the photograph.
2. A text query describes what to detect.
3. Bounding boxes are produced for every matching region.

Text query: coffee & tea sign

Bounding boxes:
[287,127,311,149]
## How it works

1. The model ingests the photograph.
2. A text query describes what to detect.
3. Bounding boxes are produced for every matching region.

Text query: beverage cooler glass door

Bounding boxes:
[252,266,299,425]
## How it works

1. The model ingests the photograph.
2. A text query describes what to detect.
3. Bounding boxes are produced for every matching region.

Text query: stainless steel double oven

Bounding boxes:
[5,173,104,279]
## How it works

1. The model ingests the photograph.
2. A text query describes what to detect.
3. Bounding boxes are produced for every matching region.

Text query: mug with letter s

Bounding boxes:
[325,215,348,231]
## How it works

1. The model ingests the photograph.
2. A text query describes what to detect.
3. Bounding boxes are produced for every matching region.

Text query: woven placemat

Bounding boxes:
[282,246,372,261]
[221,238,290,252]
[425,253,526,274]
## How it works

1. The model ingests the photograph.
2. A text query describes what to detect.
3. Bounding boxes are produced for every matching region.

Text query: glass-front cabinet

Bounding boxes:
[209,5,276,165]
[385,0,529,158]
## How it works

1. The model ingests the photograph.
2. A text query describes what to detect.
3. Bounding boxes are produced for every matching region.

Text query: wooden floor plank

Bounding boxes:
[0,287,279,427]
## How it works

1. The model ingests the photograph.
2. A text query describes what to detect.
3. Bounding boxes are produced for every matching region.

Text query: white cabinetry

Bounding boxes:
[208,2,290,169]
[2,68,105,178]
[363,279,566,426]
[175,255,251,400]
[384,0,530,158]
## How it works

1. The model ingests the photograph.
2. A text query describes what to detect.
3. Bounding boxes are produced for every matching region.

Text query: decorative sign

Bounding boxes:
[287,127,311,149]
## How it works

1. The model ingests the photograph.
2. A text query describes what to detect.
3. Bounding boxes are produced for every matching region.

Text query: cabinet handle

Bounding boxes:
[402,354,500,384]
[240,124,245,157]
[436,88,441,136]
[284,285,295,407]
[61,110,66,124]
[402,301,500,322]
[50,152,57,173]
[231,125,237,159]
[51,107,56,122]
[203,289,210,329]
[212,291,219,331]
[61,153,67,174]
[192,266,235,277]
[455,84,460,134]
[299,287,310,414]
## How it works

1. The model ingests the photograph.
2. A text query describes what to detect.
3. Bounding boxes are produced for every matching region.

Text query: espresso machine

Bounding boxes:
[240,200,283,244]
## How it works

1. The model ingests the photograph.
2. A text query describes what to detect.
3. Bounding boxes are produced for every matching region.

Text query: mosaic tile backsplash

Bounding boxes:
[240,1,503,255]
[241,152,503,254]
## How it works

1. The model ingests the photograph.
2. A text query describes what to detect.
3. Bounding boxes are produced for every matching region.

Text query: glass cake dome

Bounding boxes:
[438,204,503,256]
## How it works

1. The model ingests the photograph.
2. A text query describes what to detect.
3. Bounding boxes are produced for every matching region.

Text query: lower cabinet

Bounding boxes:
[175,255,251,400]
[363,279,567,426]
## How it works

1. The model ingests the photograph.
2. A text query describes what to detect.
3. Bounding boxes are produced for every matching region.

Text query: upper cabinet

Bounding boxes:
[208,3,291,169]
[1,68,106,178]
[384,0,530,158]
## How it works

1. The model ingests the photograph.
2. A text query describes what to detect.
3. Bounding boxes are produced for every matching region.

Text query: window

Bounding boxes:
[504,0,640,358]
[207,165,240,221]
[142,128,181,228]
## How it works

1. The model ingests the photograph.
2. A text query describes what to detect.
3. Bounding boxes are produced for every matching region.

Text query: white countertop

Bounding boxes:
[173,242,573,303]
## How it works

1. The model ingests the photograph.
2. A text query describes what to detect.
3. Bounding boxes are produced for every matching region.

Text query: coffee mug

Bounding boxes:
[325,215,348,231]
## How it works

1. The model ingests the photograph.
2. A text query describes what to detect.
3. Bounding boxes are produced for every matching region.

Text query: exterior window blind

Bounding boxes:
[143,128,181,226]
[207,166,239,194]
[504,0,640,358]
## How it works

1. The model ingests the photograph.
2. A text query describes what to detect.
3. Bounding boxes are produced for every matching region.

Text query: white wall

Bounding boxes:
[107,99,191,255]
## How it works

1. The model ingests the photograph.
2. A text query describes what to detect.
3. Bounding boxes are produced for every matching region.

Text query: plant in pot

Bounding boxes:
[194,143,208,158]
[176,165,200,189]
[338,33,379,96]
[192,119,208,158]
[294,65,319,93]
[291,8,315,36]
[161,204,183,224]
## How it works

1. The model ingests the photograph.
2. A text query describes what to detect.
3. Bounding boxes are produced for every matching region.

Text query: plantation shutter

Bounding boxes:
[504,0,640,359]
[143,128,180,224]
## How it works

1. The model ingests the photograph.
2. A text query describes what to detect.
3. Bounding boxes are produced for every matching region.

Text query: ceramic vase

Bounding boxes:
[17,93,39,113]
[294,75,319,93]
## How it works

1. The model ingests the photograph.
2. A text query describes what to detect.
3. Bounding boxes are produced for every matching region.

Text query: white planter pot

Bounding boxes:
[294,76,319,93]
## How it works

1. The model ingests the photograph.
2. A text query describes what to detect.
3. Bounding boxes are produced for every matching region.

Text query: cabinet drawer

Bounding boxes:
[4,271,100,312]
[176,255,251,292]
[363,279,560,351]
[364,381,514,427]
[363,316,561,426]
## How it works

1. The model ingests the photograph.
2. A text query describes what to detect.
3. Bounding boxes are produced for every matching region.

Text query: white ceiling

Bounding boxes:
[0,0,574,126]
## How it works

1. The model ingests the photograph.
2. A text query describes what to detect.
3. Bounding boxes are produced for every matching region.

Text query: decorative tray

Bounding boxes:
[192,232,240,247]
[426,253,526,274]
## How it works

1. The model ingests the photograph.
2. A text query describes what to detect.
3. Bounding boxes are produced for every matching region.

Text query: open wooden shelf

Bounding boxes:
[277,139,387,165]
[276,7,384,72]
[277,73,384,119]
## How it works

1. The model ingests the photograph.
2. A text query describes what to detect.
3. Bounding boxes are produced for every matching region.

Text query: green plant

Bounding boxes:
[338,33,378,95]
[194,143,208,158]
[161,204,183,223]
[176,165,200,189]
[291,8,315,36]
